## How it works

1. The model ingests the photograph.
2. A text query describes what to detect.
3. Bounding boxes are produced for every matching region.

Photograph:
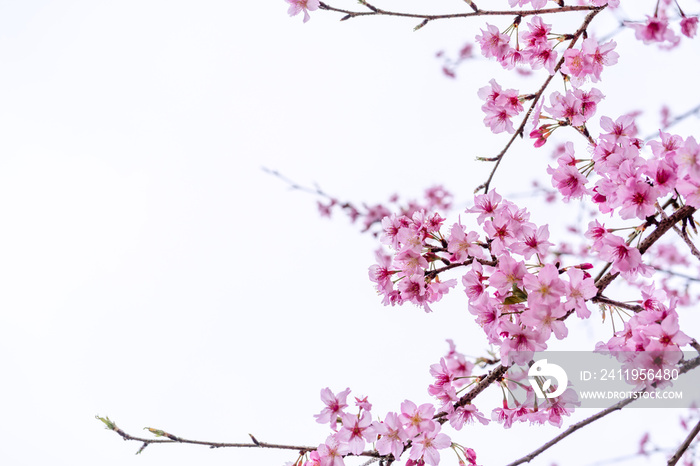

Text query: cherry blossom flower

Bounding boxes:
[491,403,517,428]
[489,254,527,295]
[467,190,503,223]
[399,400,436,437]
[544,387,580,427]
[448,404,490,430]
[374,412,409,461]
[285,0,320,23]
[336,412,376,455]
[315,387,351,429]
[599,234,652,278]
[547,164,590,201]
[523,264,566,306]
[643,313,693,348]
[499,321,548,365]
[511,224,553,259]
[617,178,658,220]
[564,268,596,318]
[447,223,485,262]
[680,16,699,38]
[408,423,451,466]
[522,16,551,48]
[675,136,700,180]
[317,435,350,466]
[475,24,510,60]
[630,15,678,45]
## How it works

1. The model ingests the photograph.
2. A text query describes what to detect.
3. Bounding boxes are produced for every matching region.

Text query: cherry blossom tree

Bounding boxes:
[100,1,700,465]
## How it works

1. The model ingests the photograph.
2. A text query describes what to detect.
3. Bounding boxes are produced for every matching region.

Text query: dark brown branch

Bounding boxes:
[97,416,384,458]
[505,393,639,466]
[678,220,700,263]
[477,7,605,194]
[644,102,700,141]
[96,416,322,457]
[434,363,510,422]
[507,355,700,466]
[667,418,700,466]
[595,205,697,296]
[591,296,643,313]
[318,2,601,22]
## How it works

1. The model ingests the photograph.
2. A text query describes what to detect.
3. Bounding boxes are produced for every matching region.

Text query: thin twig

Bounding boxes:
[96,417,385,458]
[644,102,700,142]
[591,296,643,312]
[507,355,700,466]
[667,418,700,466]
[318,2,601,22]
[505,394,640,466]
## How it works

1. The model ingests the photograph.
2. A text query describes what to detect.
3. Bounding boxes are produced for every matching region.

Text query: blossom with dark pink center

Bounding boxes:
[599,234,652,278]
[285,0,320,23]
[315,387,351,429]
[374,412,409,461]
[630,15,677,45]
[337,412,376,455]
[681,16,699,38]
[408,423,451,466]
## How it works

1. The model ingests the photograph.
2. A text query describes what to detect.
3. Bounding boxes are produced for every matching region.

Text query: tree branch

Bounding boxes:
[318,2,602,23]
[595,205,697,296]
[434,363,510,422]
[96,416,385,458]
[506,355,700,466]
[667,418,700,466]
[505,394,639,466]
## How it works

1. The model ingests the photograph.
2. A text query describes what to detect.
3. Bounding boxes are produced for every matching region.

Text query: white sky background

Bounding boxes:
[0,1,699,465]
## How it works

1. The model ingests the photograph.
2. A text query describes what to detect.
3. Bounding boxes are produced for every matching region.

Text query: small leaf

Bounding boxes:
[503,285,528,305]
[96,415,116,430]
[145,427,167,437]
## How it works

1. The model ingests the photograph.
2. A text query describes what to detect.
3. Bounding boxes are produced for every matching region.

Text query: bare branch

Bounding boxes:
[667,418,700,466]
[506,394,639,466]
[507,355,700,466]
[434,363,510,423]
[318,2,603,23]
[591,296,643,313]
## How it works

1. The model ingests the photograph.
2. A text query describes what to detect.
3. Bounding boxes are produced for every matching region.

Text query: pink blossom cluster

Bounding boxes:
[370,190,599,364]
[531,88,604,147]
[460,192,599,364]
[560,37,619,87]
[429,341,581,429]
[477,79,524,134]
[596,284,692,389]
[628,2,699,47]
[496,368,581,428]
[546,117,700,222]
[369,209,457,312]
[319,185,453,236]
[475,16,559,74]
[475,15,618,137]
[297,387,482,466]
